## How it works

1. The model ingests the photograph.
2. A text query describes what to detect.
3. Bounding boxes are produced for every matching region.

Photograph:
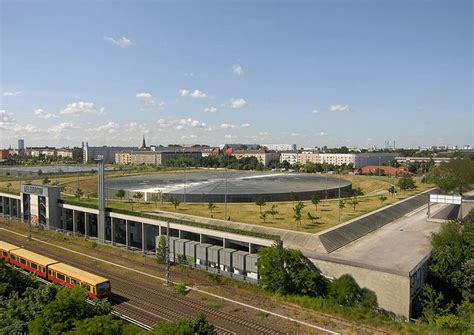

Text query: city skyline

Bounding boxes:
[1,1,472,149]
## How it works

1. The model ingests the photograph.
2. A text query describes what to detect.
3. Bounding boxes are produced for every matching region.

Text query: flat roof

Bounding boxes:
[328,203,445,273]
[0,241,21,252]
[10,248,58,266]
[49,263,108,285]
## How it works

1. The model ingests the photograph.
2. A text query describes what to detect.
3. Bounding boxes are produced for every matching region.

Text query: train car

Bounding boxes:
[9,248,58,279]
[0,241,21,261]
[48,262,111,298]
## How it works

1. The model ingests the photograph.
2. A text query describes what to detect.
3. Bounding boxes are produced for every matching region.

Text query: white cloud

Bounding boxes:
[259,131,270,136]
[178,118,207,129]
[312,109,319,114]
[94,122,120,133]
[179,89,207,98]
[318,131,328,136]
[34,108,56,119]
[47,122,78,134]
[104,36,131,47]
[220,123,235,129]
[290,132,300,136]
[3,91,21,97]
[240,123,251,128]
[203,107,218,113]
[135,92,164,110]
[224,134,236,139]
[136,92,153,100]
[329,104,350,112]
[232,64,244,76]
[14,124,40,134]
[61,101,104,115]
[0,110,15,125]
[229,98,247,109]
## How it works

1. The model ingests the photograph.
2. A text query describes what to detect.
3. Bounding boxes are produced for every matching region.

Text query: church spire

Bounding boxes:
[141,135,146,150]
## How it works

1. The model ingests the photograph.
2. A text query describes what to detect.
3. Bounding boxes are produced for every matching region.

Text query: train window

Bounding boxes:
[20,258,26,265]
[71,278,79,286]
[56,273,65,281]
[96,282,110,294]
[49,270,53,276]
[11,255,16,261]
[41,267,45,273]
[2,251,7,257]
[30,263,38,270]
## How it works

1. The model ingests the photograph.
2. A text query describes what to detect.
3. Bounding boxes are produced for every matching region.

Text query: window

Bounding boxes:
[2,251,7,257]
[30,262,38,270]
[11,255,17,261]
[96,282,110,294]
[19,258,26,265]
[56,273,65,281]
[71,278,80,286]
[49,270,53,276]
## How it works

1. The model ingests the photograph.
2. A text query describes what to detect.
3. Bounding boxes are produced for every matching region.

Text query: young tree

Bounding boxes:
[169,197,181,210]
[133,192,144,202]
[260,211,268,223]
[6,182,12,191]
[311,194,321,212]
[398,174,417,191]
[74,188,83,199]
[387,185,397,198]
[378,195,388,205]
[292,201,305,227]
[268,204,279,221]
[149,193,159,207]
[351,187,364,197]
[347,196,360,211]
[255,198,266,213]
[42,177,50,185]
[156,235,167,264]
[115,189,125,201]
[208,202,216,217]
[307,212,319,225]
[338,199,345,222]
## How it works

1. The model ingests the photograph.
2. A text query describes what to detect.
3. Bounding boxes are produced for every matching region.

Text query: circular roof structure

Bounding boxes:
[107,171,352,203]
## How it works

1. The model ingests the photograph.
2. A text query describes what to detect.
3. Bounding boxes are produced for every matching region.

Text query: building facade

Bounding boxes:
[262,144,297,151]
[232,150,280,167]
[115,152,132,165]
[279,151,299,165]
[83,143,138,163]
[129,151,202,166]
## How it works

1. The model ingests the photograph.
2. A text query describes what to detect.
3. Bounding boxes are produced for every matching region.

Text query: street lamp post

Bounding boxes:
[183,164,187,204]
[378,156,381,177]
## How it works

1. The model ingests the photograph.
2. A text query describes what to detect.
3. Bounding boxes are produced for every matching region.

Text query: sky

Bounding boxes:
[0,0,472,149]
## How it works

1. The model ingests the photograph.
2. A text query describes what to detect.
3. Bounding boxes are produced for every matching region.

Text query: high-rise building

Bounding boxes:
[18,139,25,151]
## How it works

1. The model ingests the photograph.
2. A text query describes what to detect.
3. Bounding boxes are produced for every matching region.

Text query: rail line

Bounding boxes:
[38,234,389,334]
[0,231,282,335]
[1,225,390,334]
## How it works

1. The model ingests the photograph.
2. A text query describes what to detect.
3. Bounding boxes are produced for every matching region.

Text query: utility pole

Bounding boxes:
[165,220,171,286]
[183,164,187,204]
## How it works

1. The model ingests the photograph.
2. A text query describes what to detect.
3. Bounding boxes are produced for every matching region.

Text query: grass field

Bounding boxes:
[0,168,433,233]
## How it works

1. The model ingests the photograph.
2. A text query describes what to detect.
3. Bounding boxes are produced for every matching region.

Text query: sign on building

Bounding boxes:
[429,194,462,205]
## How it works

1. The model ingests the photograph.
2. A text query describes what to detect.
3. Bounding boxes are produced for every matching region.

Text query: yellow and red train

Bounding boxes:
[0,241,111,298]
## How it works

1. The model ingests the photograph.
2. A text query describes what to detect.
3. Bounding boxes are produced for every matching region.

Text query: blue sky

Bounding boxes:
[1,0,472,149]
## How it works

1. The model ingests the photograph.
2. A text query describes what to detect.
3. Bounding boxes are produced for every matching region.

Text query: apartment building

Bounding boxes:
[279,151,299,165]
[232,150,280,167]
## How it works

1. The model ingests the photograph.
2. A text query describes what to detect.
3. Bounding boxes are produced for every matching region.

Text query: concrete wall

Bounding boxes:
[311,257,411,318]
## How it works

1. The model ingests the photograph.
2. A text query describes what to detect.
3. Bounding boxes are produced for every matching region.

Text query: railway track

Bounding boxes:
[0,233,282,335]
[42,234,389,335]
